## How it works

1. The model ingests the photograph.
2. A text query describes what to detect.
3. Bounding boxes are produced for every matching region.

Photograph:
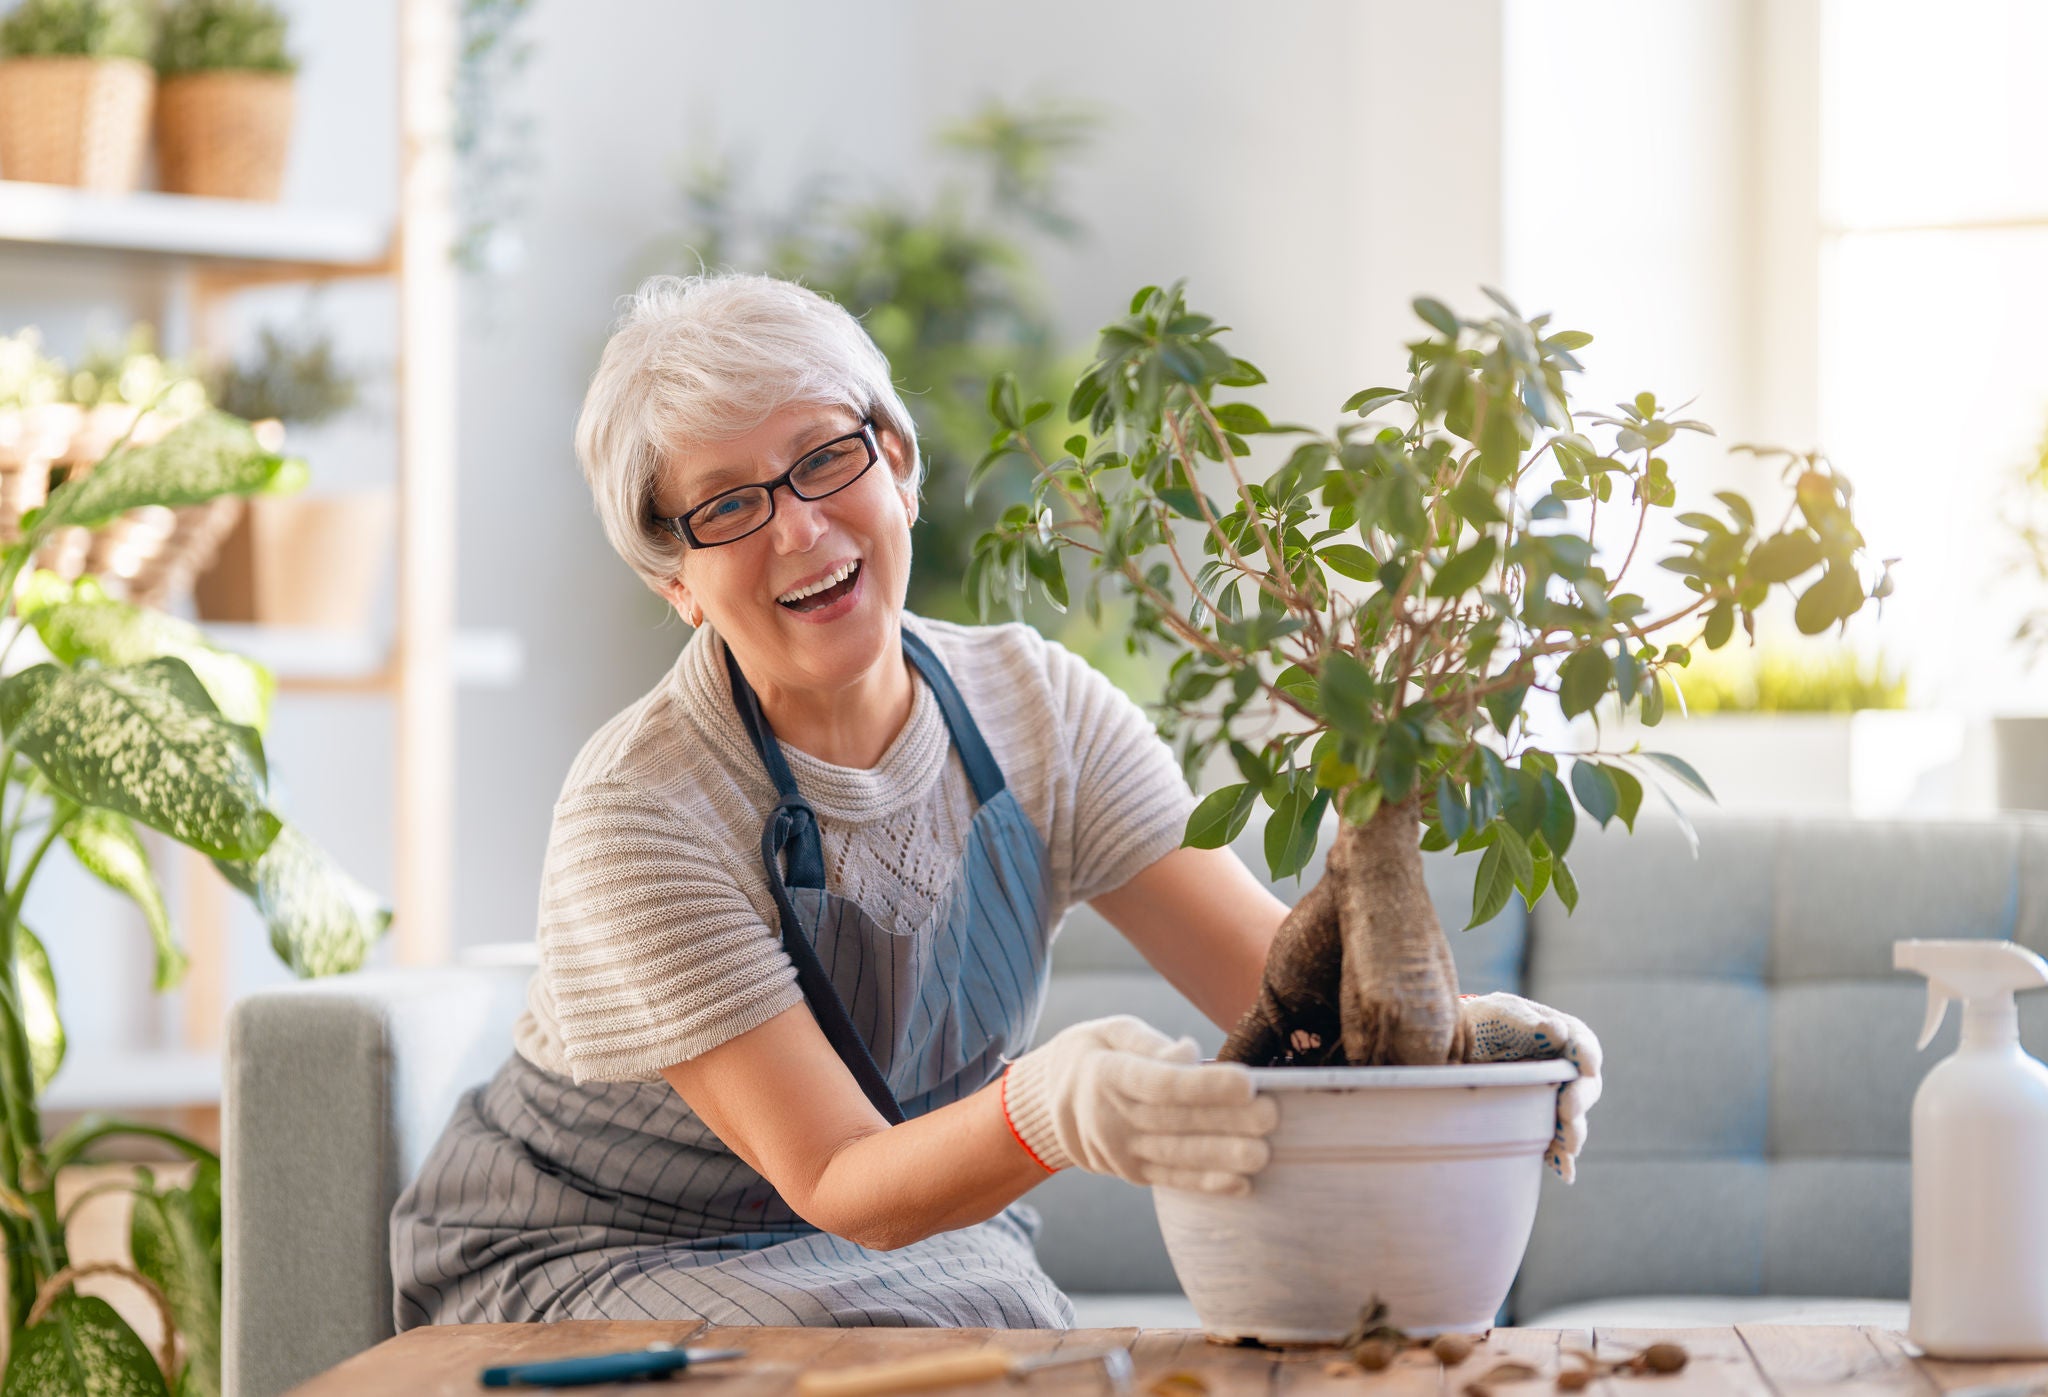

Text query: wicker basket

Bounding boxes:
[155,70,293,201]
[0,56,154,191]
[0,404,244,608]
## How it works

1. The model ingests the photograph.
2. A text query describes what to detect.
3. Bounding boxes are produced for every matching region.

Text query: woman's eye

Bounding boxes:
[706,496,750,518]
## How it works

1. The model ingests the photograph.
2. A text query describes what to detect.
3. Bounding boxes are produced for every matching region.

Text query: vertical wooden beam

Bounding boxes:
[394,0,458,965]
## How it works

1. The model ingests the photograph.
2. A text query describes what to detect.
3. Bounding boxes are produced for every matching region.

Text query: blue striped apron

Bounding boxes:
[390,630,1071,1328]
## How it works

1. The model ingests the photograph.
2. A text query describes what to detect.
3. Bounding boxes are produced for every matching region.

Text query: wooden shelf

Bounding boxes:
[0,620,523,691]
[201,623,525,691]
[0,180,390,274]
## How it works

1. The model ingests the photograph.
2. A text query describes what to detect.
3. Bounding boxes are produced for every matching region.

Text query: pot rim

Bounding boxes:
[1240,1059,1577,1090]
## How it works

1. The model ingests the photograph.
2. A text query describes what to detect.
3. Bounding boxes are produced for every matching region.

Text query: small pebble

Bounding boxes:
[1642,1344,1688,1374]
[1433,1333,1476,1365]
[1556,1369,1592,1391]
[1353,1339,1395,1371]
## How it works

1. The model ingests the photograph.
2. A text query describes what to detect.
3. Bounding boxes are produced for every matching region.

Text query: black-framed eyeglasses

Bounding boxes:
[652,419,880,549]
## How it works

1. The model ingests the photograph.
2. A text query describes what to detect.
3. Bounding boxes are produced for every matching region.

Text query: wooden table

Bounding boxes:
[289,1323,2048,1396]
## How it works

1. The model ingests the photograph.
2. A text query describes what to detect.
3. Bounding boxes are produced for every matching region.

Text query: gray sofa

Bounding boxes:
[224,814,2048,1395]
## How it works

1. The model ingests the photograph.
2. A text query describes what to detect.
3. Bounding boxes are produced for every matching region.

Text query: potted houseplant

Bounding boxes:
[153,0,294,201]
[0,408,388,1395]
[196,318,389,629]
[1609,643,1915,814]
[0,0,154,191]
[974,284,1881,1340]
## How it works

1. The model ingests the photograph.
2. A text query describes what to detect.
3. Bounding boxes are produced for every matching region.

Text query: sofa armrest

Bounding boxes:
[223,963,530,1397]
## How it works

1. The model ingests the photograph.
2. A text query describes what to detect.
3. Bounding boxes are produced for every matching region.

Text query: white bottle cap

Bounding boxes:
[1895,939,2048,1050]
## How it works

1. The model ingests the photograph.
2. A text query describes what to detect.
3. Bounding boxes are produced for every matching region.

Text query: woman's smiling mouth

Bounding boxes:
[777,558,861,612]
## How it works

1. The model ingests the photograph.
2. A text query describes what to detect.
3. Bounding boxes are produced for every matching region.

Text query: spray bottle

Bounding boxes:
[1894,938,2048,1357]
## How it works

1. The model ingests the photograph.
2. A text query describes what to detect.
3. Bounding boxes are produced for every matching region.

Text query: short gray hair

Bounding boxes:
[574,272,922,592]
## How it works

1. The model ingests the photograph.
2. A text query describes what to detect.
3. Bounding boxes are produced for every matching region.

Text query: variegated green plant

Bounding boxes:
[0,410,389,1397]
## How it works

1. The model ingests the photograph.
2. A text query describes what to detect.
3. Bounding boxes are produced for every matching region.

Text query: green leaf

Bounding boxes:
[1414,297,1461,337]
[1539,771,1577,858]
[26,412,298,545]
[1184,784,1258,850]
[1024,545,1068,611]
[1318,544,1378,582]
[1552,852,1581,912]
[1468,839,1515,928]
[1264,779,1329,881]
[1640,751,1716,802]
[0,660,277,861]
[65,809,184,991]
[16,926,61,1094]
[1495,823,1535,891]
[213,822,390,978]
[1571,760,1619,826]
[1557,648,1611,719]
[1342,386,1407,415]
[1482,683,1529,736]
[1427,538,1498,599]
[1747,530,1823,584]
[1436,775,1468,842]
[1212,402,1270,435]
[1794,565,1865,635]
[1,1293,169,1396]
[130,1161,221,1397]
[20,574,273,730]
[1318,653,1378,742]
[1610,766,1645,830]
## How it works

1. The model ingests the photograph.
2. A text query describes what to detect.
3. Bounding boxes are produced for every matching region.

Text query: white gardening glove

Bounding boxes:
[1001,1015,1279,1196]
[1460,991,1604,1184]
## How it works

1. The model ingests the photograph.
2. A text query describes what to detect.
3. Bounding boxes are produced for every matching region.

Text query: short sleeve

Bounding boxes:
[1042,640,1198,903]
[535,781,803,1083]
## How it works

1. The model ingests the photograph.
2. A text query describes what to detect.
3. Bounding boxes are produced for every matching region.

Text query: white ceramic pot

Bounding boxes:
[1153,1059,1575,1344]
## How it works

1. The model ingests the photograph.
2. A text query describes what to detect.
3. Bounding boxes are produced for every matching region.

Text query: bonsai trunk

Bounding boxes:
[1219,794,1471,1067]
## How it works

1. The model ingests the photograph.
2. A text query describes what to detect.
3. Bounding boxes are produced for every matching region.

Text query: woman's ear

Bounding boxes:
[658,574,704,628]
[879,424,918,526]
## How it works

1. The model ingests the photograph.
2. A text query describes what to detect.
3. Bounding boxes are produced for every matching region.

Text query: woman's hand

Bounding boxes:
[1458,991,1604,1183]
[1000,1015,1279,1195]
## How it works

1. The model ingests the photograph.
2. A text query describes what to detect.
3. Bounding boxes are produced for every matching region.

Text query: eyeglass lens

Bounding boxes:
[689,432,875,545]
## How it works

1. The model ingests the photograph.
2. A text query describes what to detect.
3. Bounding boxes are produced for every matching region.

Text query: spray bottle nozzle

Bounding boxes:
[1895,940,2048,1052]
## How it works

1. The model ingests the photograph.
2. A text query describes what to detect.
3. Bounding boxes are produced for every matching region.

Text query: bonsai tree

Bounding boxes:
[973,284,1884,1068]
[0,410,388,1395]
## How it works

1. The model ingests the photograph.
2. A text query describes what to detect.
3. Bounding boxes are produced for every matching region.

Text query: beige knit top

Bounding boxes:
[512,613,1197,1084]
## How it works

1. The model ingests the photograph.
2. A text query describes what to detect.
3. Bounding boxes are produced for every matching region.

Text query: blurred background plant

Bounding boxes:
[0,0,152,59]
[203,318,360,428]
[1656,644,1908,715]
[63,325,206,415]
[653,96,1100,628]
[154,0,293,75]
[2010,415,2048,665]
[454,0,536,276]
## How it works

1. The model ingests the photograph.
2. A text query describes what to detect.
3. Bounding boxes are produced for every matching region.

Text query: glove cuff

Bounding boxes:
[1000,1057,1069,1174]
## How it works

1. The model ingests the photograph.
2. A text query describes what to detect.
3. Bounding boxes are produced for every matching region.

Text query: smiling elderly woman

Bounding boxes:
[388,272,1600,1330]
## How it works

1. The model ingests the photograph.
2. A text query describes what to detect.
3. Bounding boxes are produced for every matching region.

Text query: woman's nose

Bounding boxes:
[768,489,830,551]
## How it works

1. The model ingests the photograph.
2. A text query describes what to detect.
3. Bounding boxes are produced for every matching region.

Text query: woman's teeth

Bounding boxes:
[777,559,860,608]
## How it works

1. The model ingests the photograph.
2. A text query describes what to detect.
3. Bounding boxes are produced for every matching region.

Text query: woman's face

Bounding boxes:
[656,400,916,700]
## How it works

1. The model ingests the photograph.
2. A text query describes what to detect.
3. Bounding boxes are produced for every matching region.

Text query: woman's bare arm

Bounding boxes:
[659,1004,1045,1252]
[1086,844,1287,1032]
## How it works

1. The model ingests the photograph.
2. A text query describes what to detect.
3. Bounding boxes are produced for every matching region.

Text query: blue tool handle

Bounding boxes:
[481,1346,692,1387]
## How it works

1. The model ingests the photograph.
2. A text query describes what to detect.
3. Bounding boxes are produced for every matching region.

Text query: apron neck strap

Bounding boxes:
[724,644,826,890]
[900,628,1005,804]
